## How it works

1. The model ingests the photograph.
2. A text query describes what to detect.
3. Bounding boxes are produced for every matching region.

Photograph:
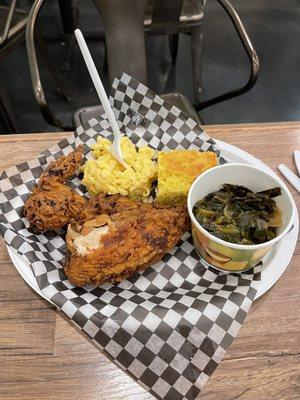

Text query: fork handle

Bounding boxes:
[75,29,121,136]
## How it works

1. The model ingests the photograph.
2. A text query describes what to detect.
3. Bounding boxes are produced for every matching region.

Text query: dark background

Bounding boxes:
[1,0,300,133]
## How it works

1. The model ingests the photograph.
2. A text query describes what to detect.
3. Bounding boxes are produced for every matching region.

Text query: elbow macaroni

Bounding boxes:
[82,136,158,200]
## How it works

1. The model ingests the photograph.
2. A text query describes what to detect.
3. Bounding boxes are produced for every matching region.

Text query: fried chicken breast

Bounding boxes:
[82,193,143,220]
[23,146,85,233]
[64,203,189,286]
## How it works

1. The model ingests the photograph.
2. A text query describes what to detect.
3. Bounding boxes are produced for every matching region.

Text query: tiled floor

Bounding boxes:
[1,0,300,133]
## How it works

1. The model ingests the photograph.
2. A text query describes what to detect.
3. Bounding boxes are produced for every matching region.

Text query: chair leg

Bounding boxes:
[102,39,108,74]
[0,76,19,133]
[168,34,179,64]
[58,0,79,73]
[35,28,70,101]
[61,34,76,74]
[191,23,204,104]
[91,0,148,85]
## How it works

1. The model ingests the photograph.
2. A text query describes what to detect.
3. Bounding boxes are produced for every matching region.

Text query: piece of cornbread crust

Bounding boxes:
[157,150,218,206]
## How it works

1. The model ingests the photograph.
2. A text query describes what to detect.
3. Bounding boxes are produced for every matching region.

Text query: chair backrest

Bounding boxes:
[0,0,16,45]
[195,0,259,110]
[0,1,27,59]
[149,0,184,34]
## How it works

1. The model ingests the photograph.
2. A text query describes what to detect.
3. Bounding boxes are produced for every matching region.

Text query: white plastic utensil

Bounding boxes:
[74,29,127,168]
[294,150,300,176]
[278,164,300,193]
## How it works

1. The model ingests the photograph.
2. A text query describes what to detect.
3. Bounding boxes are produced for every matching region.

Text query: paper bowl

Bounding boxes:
[187,163,296,272]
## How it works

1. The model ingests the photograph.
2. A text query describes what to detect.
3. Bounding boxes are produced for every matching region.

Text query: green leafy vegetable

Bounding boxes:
[193,184,282,245]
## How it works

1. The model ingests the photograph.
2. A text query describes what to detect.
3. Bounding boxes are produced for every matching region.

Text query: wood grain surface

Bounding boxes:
[0,123,299,400]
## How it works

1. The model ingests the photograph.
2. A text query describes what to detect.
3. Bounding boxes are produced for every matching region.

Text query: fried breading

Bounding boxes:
[81,193,143,221]
[39,145,84,186]
[64,203,189,286]
[23,182,85,233]
[23,146,85,233]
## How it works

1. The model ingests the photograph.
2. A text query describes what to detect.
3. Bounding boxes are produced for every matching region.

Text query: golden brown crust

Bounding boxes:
[78,193,144,222]
[23,146,85,233]
[39,145,84,186]
[64,203,189,286]
[23,182,85,233]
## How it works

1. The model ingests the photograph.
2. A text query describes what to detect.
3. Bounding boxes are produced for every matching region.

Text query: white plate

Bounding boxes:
[7,139,299,301]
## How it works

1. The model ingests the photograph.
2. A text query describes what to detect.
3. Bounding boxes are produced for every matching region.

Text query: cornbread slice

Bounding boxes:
[157,150,217,206]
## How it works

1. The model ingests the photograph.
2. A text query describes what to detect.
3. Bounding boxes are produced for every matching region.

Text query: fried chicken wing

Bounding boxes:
[23,146,85,233]
[64,203,189,286]
[39,145,84,185]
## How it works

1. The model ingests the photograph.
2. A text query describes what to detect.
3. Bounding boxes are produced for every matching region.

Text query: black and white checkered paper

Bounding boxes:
[0,74,260,400]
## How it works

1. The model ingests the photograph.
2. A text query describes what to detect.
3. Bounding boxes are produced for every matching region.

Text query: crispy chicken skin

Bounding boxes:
[82,193,143,220]
[23,182,85,233]
[39,145,84,186]
[23,146,85,233]
[64,203,189,286]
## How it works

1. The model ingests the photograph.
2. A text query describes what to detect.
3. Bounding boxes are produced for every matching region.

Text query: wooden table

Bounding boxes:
[0,122,299,400]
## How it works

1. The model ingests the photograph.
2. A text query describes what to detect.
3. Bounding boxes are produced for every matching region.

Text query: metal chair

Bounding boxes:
[58,0,79,73]
[0,0,27,133]
[99,0,204,100]
[195,0,259,111]
[74,0,258,128]
[0,0,73,133]
[144,0,259,109]
[144,0,204,103]
[79,0,258,120]
[26,0,73,131]
[27,0,259,131]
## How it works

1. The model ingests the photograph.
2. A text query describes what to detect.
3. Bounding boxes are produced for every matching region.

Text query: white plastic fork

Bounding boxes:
[74,29,127,168]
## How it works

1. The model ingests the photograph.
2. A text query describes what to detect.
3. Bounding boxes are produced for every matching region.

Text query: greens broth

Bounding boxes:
[193,184,282,245]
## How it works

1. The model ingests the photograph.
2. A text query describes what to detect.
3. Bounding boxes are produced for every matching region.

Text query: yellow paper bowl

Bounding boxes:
[187,163,296,272]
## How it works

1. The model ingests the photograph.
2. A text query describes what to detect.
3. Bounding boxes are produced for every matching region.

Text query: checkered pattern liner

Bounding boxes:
[0,73,261,400]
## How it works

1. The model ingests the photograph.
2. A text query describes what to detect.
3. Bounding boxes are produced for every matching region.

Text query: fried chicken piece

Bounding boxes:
[80,193,143,221]
[24,182,85,233]
[23,146,85,233]
[64,203,189,286]
[39,145,84,186]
